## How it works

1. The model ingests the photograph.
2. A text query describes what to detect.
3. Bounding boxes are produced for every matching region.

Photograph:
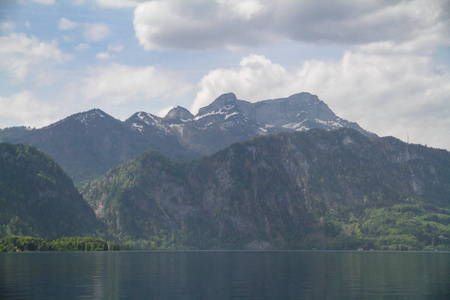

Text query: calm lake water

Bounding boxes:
[0,251,449,299]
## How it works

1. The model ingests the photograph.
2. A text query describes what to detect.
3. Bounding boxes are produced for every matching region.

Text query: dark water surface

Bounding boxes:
[1,251,449,299]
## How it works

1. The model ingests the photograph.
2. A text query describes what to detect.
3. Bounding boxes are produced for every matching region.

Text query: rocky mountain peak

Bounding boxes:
[286,92,320,104]
[74,109,108,124]
[163,106,194,123]
[197,93,238,116]
[43,108,112,130]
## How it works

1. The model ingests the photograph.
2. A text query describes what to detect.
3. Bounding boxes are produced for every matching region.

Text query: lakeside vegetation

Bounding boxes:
[0,236,129,252]
[304,203,450,251]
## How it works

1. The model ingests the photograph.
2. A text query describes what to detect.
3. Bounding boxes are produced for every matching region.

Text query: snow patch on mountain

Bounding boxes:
[224,111,240,120]
[194,105,238,121]
[131,123,144,132]
[314,118,343,129]
[170,124,185,135]
[74,109,106,126]
[135,112,171,135]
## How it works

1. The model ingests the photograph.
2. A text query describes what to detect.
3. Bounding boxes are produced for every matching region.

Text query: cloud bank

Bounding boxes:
[133,0,450,51]
[0,33,70,82]
[0,91,56,128]
[82,63,193,105]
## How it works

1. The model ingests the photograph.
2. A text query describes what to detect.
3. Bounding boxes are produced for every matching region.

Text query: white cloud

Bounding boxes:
[31,0,55,4]
[72,0,85,6]
[75,43,91,51]
[192,52,450,150]
[107,44,123,52]
[217,0,265,21]
[96,0,143,8]
[82,63,193,105]
[0,91,56,128]
[1,21,15,33]
[96,52,116,60]
[0,33,71,82]
[59,18,78,30]
[133,0,450,51]
[157,106,174,117]
[192,54,289,112]
[84,23,111,42]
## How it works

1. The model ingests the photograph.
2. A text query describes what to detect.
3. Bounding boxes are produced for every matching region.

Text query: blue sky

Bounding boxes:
[0,0,449,150]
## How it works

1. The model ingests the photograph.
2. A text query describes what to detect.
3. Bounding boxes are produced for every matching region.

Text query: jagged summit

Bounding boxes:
[164,106,194,123]
[44,108,113,130]
[126,111,173,136]
[193,92,375,137]
[197,93,239,116]
[72,108,109,120]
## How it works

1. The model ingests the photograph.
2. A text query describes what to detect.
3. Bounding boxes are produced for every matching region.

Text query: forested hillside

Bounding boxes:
[82,128,450,250]
[0,143,102,239]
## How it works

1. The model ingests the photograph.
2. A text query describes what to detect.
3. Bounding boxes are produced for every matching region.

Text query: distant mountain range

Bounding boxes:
[0,92,374,186]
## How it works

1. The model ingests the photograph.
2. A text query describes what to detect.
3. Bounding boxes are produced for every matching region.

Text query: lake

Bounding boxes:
[0,251,449,299]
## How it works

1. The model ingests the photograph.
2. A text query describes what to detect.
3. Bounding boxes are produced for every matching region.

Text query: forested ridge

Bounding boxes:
[1,128,449,251]
[82,128,450,250]
[0,143,101,239]
[0,143,125,251]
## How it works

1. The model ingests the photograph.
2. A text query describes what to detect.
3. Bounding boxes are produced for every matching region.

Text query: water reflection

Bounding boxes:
[0,251,449,299]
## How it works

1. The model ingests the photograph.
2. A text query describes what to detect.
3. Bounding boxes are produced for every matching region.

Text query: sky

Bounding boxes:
[0,0,449,150]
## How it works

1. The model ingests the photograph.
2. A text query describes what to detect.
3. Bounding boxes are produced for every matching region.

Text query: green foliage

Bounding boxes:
[0,236,129,252]
[314,203,450,251]
[80,129,450,251]
[0,143,102,239]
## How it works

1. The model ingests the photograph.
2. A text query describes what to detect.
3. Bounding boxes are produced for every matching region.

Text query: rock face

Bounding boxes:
[237,93,368,134]
[82,128,450,250]
[166,92,374,155]
[0,93,374,186]
[0,143,101,239]
[163,106,194,123]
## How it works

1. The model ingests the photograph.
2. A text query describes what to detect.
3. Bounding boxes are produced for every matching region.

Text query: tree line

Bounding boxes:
[0,236,129,252]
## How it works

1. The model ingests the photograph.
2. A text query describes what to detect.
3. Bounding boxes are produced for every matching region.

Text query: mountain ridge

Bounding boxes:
[1,92,375,186]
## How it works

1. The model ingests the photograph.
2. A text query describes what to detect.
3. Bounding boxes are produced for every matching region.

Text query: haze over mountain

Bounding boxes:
[0,93,374,186]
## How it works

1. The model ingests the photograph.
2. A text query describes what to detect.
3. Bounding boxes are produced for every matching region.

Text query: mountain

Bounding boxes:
[165,93,267,154]
[163,106,194,122]
[197,92,371,134]
[0,93,374,186]
[124,111,198,160]
[82,128,450,250]
[163,92,375,155]
[0,109,198,187]
[235,93,371,134]
[0,143,101,239]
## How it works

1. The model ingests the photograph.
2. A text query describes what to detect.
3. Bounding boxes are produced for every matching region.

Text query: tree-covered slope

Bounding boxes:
[0,143,102,239]
[82,128,450,250]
